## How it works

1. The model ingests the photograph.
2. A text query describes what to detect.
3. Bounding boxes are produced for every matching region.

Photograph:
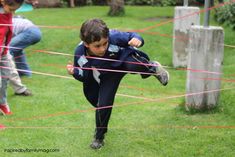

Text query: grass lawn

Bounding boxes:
[0,6,235,157]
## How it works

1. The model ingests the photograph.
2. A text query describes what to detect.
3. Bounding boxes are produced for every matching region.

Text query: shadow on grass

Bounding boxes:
[176,100,223,115]
[142,16,173,22]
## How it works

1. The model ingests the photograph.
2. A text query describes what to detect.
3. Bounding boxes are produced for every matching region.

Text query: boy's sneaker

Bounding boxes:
[90,139,104,149]
[15,89,32,96]
[153,61,169,86]
[0,104,12,115]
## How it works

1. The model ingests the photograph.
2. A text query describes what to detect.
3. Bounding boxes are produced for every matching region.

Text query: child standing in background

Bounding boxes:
[10,15,42,77]
[0,0,24,115]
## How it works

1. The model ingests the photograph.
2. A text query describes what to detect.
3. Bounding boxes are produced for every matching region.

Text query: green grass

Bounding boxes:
[0,6,235,157]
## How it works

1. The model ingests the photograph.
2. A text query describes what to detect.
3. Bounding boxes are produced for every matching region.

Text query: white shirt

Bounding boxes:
[12,17,35,36]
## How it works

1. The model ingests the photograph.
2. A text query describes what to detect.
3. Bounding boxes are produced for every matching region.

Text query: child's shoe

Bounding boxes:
[153,61,169,86]
[0,124,5,129]
[90,139,104,149]
[15,89,32,96]
[0,104,12,115]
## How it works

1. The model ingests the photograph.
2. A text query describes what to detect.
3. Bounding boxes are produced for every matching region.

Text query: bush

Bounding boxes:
[60,0,88,7]
[124,0,176,6]
[125,0,161,5]
[124,0,197,6]
[59,0,201,7]
[92,0,107,5]
[215,2,235,30]
[161,0,176,6]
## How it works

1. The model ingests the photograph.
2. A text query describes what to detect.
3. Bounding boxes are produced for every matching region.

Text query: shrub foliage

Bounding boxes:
[215,2,235,30]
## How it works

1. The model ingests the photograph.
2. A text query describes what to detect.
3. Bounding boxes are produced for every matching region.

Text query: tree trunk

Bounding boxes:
[69,0,75,7]
[108,0,125,16]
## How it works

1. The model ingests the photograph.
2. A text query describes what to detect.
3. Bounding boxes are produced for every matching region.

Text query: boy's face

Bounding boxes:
[1,1,21,13]
[84,37,109,57]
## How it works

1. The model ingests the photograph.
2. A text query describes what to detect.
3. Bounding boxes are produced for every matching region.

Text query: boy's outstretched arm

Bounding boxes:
[109,30,144,48]
[71,58,86,82]
[69,45,89,82]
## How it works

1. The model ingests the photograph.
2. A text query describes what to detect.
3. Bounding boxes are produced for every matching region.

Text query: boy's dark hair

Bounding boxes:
[80,18,109,44]
[3,0,24,6]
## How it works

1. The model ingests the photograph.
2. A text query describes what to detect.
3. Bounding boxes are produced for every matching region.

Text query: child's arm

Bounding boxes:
[109,30,144,48]
[69,45,89,82]
[72,54,85,82]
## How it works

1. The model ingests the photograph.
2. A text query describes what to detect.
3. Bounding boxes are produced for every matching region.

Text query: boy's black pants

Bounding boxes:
[83,51,155,140]
[84,72,125,140]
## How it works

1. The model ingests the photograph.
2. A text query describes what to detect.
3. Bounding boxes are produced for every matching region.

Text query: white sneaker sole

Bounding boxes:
[154,61,170,85]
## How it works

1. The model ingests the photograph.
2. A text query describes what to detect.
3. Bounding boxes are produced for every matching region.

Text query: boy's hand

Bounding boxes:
[128,38,142,48]
[67,61,74,75]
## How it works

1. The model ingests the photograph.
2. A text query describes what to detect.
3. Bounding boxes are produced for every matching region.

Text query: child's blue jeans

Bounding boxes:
[10,27,41,77]
[0,55,11,105]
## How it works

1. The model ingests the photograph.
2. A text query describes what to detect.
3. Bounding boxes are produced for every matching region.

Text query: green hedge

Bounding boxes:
[61,0,201,6]
[125,0,176,6]
[215,2,235,30]
[124,0,199,6]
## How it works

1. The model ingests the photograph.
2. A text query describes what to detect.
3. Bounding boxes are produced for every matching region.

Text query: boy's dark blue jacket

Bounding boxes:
[73,30,149,83]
